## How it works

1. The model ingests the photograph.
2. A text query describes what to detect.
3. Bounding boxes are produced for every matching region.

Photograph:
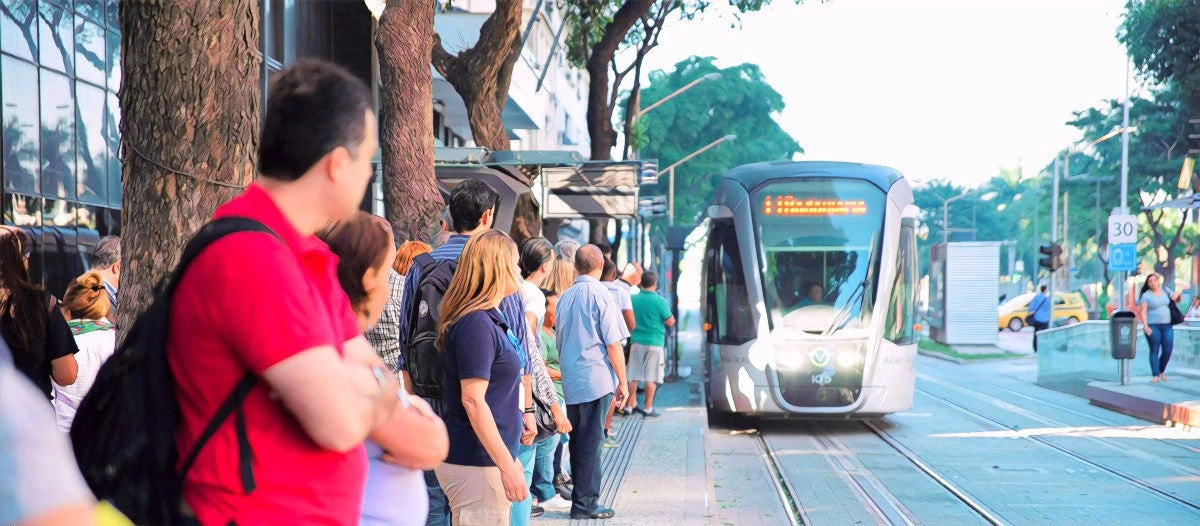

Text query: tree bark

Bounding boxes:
[586,0,653,162]
[377,0,443,243]
[117,0,260,329]
[432,0,523,151]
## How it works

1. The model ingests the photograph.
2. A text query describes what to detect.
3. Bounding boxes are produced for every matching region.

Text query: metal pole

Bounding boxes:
[668,167,675,225]
[1118,57,1132,311]
[942,199,949,245]
[1064,191,1070,291]
[1051,156,1060,296]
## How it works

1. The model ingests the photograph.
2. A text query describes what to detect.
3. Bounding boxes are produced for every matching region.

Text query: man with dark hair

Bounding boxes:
[90,236,120,310]
[168,60,399,525]
[556,244,629,520]
[599,259,634,440]
[595,244,612,260]
[396,178,531,526]
[624,272,674,417]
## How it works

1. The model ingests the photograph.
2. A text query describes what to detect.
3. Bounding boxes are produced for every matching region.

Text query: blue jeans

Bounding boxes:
[423,397,450,526]
[554,431,570,477]
[1146,323,1175,376]
[530,435,560,502]
[510,443,537,525]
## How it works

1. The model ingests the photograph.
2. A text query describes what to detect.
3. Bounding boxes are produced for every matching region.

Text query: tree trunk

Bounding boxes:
[377,0,442,243]
[586,0,653,162]
[432,0,522,152]
[117,0,260,330]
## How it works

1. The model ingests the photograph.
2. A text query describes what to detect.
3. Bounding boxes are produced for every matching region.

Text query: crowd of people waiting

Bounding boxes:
[0,59,676,526]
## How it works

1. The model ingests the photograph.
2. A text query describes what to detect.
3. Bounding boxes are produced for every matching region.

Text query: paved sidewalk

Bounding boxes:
[1087,376,1200,428]
[535,314,716,525]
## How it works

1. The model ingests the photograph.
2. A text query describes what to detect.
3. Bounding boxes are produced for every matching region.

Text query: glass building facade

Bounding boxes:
[0,0,374,297]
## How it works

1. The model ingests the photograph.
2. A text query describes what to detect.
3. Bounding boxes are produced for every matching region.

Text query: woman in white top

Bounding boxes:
[53,270,117,432]
[320,212,449,526]
[1186,296,1200,320]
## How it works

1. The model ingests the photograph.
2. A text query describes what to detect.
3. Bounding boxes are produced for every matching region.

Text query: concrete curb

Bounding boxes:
[917,349,1030,365]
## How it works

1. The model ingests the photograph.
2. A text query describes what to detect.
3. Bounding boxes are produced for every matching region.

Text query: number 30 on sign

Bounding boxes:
[1108,214,1137,245]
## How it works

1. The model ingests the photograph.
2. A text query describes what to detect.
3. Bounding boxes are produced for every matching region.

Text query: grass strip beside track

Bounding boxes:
[917,338,1023,361]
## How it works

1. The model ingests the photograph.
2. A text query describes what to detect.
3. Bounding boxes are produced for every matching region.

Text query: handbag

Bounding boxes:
[1025,296,1046,325]
[532,393,558,442]
[1169,300,1185,325]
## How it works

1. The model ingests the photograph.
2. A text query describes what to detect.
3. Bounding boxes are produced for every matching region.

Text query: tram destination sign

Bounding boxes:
[762,196,868,217]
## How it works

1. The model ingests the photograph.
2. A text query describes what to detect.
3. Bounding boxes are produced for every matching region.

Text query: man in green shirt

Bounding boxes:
[624,272,676,417]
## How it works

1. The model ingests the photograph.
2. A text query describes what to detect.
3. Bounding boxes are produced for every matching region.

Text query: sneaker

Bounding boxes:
[604,435,620,448]
[540,495,572,511]
[615,407,632,416]
[554,474,573,500]
[635,407,661,418]
[531,505,545,518]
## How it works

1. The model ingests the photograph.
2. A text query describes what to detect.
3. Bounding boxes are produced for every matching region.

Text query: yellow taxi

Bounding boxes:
[998,291,1089,331]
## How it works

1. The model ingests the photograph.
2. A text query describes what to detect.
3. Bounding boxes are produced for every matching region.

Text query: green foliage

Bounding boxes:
[1120,0,1200,110]
[633,56,801,226]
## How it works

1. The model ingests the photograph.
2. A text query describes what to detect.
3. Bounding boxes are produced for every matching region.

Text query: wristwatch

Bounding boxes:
[369,365,389,400]
[524,407,536,414]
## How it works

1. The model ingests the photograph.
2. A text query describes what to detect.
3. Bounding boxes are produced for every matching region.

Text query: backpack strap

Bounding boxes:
[171,217,280,494]
[413,252,438,276]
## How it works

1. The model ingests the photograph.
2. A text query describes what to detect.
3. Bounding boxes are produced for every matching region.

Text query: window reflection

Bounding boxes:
[76,82,106,203]
[104,0,117,29]
[75,0,104,25]
[4,192,42,283]
[42,197,80,297]
[74,16,104,85]
[37,0,72,75]
[105,91,120,207]
[2,55,39,194]
[0,0,37,62]
[106,29,118,91]
[41,70,75,199]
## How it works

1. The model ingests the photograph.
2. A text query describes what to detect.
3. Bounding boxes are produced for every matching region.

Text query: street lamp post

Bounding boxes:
[662,134,738,224]
[941,191,974,245]
[628,72,721,159]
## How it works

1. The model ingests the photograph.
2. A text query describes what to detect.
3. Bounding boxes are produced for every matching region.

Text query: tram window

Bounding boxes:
[885,221,918,344]
[705,221,755,344]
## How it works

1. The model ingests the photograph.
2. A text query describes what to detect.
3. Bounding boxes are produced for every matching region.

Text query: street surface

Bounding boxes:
[708,354,1200,525]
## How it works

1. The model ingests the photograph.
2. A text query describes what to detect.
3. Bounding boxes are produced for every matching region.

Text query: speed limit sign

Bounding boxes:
[1108,214,1138,245]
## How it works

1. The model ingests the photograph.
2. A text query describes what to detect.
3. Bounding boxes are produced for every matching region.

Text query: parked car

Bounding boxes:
[998,292,1089,331]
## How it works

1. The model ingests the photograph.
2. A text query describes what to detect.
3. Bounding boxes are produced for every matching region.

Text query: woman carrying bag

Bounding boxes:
[1136,274,1185,383]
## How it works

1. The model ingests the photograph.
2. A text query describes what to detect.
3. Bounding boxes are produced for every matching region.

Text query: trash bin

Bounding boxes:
[1110,311,1137,359]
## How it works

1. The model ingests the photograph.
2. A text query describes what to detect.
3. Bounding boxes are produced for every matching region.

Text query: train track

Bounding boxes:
[914,384,1200,515]
[755,422,1005,526]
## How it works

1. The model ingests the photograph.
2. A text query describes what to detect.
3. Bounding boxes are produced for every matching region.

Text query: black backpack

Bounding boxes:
[70,217,279,525]
[404,252,458,398]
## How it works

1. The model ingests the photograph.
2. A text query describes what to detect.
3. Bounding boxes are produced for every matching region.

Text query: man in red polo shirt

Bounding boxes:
[167,60,399,525]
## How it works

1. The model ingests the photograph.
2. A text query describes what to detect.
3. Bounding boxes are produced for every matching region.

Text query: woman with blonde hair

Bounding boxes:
[53,270,116,432]
[546,239,581,297]
[436,230,528,525]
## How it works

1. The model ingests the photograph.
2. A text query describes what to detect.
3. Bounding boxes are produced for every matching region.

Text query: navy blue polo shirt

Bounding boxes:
[441,309,523,466]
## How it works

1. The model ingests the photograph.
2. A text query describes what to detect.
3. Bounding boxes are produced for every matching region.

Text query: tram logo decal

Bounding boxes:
[810,347,832,369]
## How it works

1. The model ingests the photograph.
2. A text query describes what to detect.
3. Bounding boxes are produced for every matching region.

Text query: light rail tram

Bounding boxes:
[701,161,919,418]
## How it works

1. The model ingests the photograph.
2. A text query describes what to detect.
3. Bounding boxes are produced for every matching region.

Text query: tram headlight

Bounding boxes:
[837,349,863,368]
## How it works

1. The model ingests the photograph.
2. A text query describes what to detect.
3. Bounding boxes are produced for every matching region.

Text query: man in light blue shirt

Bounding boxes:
[556,245,629,520]
[1029,285,1052,353]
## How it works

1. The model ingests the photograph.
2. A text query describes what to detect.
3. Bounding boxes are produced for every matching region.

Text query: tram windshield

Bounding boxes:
[753,178,886,335]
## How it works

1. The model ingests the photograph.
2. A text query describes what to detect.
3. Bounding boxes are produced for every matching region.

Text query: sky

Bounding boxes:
[633,0,1138,188]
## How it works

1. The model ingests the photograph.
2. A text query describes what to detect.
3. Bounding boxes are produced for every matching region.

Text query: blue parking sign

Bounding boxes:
[1108,243,1137,272]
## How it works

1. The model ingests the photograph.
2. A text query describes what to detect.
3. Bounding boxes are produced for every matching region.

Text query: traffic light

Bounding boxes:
[639,162,659,186]
[638,196,667,218]
[1038,243,1064,271]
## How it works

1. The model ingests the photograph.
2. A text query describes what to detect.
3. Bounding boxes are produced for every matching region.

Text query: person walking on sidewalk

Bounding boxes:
[624,272,675,417]
[1029,286,1051,353]
[397,179,535,526]
[1137,274,1183,383]
[435,231,529,525]
[167,60,400,525]
[556,245,630,520]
